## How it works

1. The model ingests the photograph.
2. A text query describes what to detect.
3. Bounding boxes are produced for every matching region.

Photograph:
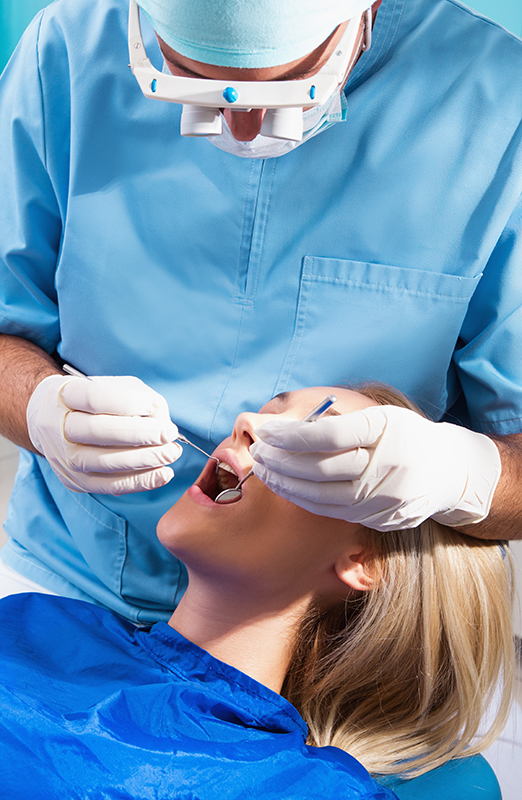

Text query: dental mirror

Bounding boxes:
[214,470,254,504]
[214,394,337,505]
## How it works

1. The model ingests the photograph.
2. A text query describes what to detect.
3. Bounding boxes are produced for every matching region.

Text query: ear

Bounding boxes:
[334,549,374,592]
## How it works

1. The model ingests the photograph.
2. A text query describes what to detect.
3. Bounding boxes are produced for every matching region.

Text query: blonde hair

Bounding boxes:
[282,383,515,777]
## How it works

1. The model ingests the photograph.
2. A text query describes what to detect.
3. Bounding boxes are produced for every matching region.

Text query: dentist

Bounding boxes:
[0,0,521,624]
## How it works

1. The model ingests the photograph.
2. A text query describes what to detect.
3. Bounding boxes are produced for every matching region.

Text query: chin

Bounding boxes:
[156,493,196,555]
[156,488,234,559]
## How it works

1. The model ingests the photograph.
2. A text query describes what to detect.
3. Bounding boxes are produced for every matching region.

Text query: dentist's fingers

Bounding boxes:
[62,440,182,473]
[250,440,370,481]
[64,411,179,447]
[253,409,387,452]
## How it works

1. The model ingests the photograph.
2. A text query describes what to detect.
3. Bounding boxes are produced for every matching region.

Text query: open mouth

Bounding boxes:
[197,459,240,502]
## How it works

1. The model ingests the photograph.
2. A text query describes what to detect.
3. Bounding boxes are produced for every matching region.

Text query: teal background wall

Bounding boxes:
[0,0,49,71]
[471,0,522,35]
[1,0,522,72]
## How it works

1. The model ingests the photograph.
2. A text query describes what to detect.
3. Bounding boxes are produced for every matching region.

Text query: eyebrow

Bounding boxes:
[270,391,341,417]
[271,392,291,404]
[161,53,330,83]
[274,60,330,82]
[162,55,210,79]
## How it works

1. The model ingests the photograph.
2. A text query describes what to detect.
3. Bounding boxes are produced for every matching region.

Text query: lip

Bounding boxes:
[212,448,249,481]
[186,483,221,508]
[191,449,253,507]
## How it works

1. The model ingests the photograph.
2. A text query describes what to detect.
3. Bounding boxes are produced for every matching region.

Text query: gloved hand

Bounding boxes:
[26,374,182,495]
[250,405,502,530]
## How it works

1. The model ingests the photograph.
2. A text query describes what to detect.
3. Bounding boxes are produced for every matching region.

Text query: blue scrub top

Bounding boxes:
[0,593,499,800]
[1,0,522,620]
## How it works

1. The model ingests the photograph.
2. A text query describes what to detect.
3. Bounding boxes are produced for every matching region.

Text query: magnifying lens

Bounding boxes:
[128,0,372,141]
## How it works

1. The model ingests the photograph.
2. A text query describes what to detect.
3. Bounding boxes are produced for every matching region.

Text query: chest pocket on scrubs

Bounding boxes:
[275,257,481,416]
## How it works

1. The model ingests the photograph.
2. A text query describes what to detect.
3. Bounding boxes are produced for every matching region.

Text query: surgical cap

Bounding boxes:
[138,0,373,68]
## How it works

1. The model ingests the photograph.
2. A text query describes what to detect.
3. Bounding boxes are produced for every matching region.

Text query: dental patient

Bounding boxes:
[0,386,514,799]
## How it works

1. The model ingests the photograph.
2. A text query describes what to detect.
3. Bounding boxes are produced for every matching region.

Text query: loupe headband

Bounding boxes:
[128,0,365,111]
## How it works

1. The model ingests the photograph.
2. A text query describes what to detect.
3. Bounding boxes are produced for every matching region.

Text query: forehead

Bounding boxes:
[156,23,345,82]
[262,387,376,416]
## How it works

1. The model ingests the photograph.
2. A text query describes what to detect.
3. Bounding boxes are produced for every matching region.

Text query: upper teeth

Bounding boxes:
[218,461,237,476]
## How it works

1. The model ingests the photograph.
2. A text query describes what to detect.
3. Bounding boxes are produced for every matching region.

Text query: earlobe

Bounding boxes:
[334,550,374,592]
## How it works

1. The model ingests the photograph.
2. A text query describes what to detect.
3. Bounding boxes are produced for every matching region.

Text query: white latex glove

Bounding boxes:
[250,405,502,531]
[26,374,182,495]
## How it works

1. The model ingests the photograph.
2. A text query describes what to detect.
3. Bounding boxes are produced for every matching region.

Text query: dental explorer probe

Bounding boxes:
[62,364,219,463]
[213,394,337,504]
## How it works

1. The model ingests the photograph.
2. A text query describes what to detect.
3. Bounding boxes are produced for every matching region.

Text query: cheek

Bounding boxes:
[155,482,271,570]
[156,477,315,580]
[239,484,321,565]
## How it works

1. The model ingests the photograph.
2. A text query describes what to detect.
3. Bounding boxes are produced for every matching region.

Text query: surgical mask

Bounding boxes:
[205,88,348,159]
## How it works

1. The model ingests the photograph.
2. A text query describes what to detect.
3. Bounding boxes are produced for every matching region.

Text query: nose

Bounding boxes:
[231,412,261,447]
[222,108,266,141]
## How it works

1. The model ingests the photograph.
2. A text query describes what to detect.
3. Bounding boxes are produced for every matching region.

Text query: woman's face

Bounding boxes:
[158,387,376,599]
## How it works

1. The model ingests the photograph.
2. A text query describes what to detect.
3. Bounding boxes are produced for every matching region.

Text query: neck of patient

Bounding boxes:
[168,577,313,693]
